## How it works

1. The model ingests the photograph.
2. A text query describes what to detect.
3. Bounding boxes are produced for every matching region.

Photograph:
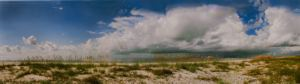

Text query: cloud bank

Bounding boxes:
[94,6,300,53]
[1,5,300,60]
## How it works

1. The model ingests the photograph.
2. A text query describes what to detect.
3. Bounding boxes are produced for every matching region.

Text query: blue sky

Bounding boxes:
[0,0,300,45]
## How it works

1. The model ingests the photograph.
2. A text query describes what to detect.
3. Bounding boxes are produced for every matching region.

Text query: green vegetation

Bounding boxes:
[216,79,229,84]
[150,69,173,77]
[211,61,231,72]
[15,71,31,79]
[0,64,16,70]
[12,62,98,80]
[175,63,209,72]
[196,76,228,84]
[109,63,142,73]
[196,76,220,81]
[83,76,103,84]
[237,62,247,68]
[0,56,299,83]
[246,68,263,76]
[248,56,300,84]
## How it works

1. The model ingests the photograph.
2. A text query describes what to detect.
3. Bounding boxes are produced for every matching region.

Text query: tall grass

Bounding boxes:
[248,56,300,84]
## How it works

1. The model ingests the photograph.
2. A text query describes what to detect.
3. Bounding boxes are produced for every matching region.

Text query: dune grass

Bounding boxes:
[175,63,209,72]
[0,56,299,83]
[248,56,300,84]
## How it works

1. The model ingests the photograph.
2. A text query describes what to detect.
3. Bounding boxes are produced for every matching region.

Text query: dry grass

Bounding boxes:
[247,56,300,84]
[0,56,299,84]
[251,55,274,61]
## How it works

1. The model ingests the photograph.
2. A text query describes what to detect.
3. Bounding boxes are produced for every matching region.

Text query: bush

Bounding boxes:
[252,55,273,61]
[84,76,103,84]
[212,62,231,72]
[176,63,200,72]
[150,69,173,77]
[246,69,262,76]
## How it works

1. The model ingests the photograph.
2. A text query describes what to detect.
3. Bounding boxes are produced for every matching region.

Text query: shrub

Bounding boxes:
[84,76,103,84]
[252,55,273,61]
[212,62,231,72]
[197,76,220,81]
[150,69,173,77]
[246,69,262,76]
[175,63,200,72]
[16,71,31,79]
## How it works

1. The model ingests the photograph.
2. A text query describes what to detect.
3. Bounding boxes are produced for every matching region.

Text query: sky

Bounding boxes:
[1,0,299,45]
[1,0,300,60]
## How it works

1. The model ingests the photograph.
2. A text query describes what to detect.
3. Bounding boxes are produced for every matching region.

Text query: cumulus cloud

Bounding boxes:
[258,7,300,46]
[96,5,238,53]
[0,35,107,60]
[1,5,300,60]
[22,35,38,45]
[94,5,300,54]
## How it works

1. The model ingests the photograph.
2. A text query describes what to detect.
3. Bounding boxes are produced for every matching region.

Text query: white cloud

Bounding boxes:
[263,7,300,45]
[294,9,300,13]
[97,21,106,25]
[22,35,38,45]
[97,5,237,53]
[1,5,300,60]
[58,6,64,10]
[87,31,104,35]
[37,41,57,51]
[95,6,300,53]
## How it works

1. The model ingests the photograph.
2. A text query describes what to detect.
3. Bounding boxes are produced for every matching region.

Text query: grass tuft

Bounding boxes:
[83,76,103,84]
[212,62,231,72]
[150,69,173,77]
[175,63,208,72]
